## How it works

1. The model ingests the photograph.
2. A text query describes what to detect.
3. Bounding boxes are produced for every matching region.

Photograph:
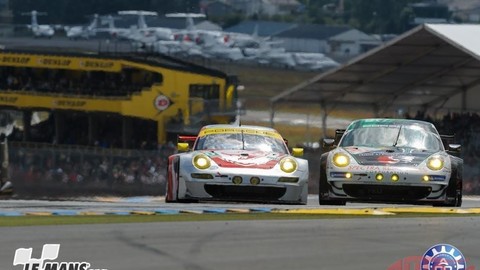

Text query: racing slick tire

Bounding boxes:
[165,160,199,204]
[165,160,177,203]
[164,181,177,203]
[165,158,181,203]
[319,156,346,206]
[433,168,462,207]
[165,180,199,204]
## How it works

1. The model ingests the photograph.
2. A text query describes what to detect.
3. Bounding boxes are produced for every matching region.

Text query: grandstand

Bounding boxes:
[0,50,238,147]
[0,50,238,196]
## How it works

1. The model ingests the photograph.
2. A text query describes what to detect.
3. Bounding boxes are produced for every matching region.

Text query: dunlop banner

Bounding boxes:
[0,53,122,72]
[0,93,122,114]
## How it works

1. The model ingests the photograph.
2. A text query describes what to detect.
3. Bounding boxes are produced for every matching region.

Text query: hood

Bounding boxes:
[342,146,434,166]
[202,150,287,169]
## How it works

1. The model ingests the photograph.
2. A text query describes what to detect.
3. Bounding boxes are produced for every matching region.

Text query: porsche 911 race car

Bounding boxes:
[319,118,463,207]
[165,124,309,204]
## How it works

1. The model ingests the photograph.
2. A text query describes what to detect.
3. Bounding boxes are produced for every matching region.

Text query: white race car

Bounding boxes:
[166,124,309,204]
[319,118,463,207]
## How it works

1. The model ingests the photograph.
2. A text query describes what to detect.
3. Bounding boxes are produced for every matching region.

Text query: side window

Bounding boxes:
[189,84,220,100]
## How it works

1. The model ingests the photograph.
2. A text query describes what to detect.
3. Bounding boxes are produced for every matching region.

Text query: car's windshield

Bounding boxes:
[195,133,288,153]
[339,125,443,151]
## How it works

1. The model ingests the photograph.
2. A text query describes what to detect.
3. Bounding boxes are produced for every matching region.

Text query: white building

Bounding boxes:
[227,0,301,16]
[272,24,381,62]
[328,29,381,58]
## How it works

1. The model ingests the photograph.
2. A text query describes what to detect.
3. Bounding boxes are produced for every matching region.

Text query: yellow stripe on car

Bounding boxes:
[198,128,283,139]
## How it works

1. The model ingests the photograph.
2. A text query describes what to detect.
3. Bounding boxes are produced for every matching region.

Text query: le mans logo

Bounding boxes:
[13,244,107,270]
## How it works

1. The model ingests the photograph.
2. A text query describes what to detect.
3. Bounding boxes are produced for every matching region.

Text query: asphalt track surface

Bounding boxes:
[2,214,480,270]
[1,196,480,269]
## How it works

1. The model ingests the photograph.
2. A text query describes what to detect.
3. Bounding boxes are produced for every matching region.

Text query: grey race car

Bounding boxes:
[319,118,463,207]
[165,124,309,204]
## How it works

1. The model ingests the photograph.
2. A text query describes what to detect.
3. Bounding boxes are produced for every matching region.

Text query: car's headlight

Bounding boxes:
[333,153,350,167]
[193,154,211,170]
[280,157,297,173]
[427,156,444,171]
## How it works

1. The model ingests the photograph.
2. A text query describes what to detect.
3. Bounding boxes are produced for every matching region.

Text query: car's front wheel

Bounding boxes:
[433,171,462,207]
[319,156,346,206]
[165,156,180,203]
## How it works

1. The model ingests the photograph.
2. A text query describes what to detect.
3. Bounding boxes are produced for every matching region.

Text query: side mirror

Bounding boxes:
[177,142,190,152]
[291,147,304,157]
[0,181,13,194]
[447,144,461,156]
[322,138,336,152]
[323,138,335,145]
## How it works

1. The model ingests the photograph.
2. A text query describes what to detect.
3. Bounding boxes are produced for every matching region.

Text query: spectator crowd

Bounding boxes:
[8,142,176,196]
[0,66,161,97]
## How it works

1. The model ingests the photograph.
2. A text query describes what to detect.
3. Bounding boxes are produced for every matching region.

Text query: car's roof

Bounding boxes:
[347,118,438,133]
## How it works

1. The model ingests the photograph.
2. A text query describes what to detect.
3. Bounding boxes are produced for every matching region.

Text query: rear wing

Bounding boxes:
[177,135,197,151]
[178,135,197,143]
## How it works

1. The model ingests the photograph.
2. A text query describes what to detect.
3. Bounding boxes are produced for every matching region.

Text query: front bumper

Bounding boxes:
[326,168,449,203]
[178,168,308,204]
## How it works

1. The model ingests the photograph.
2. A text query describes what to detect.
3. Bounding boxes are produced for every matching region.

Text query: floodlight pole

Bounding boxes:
[269,102,275,128]
[321,101,328,140]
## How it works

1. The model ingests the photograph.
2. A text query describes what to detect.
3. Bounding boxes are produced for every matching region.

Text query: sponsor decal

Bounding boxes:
[1,56,30,64]
[350,150,421,166]
[154,95,171,111]
[207,150,281,169]
[214,172,228,178]
[38,58,71,66]
[346,165,405,174]
[343,146,372,154]
[377,155,400,164]
[0,96,18,104]
[13,244,107,270]
[198,128,283,139]
[80,60,114,69]
[53,100,87,107]
[348,119,436,133]
[345,164,437,175]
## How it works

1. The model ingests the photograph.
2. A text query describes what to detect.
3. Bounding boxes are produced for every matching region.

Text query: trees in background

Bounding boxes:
[10,0,200,24]
[10,0,452,34]
[298,0,454,34]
